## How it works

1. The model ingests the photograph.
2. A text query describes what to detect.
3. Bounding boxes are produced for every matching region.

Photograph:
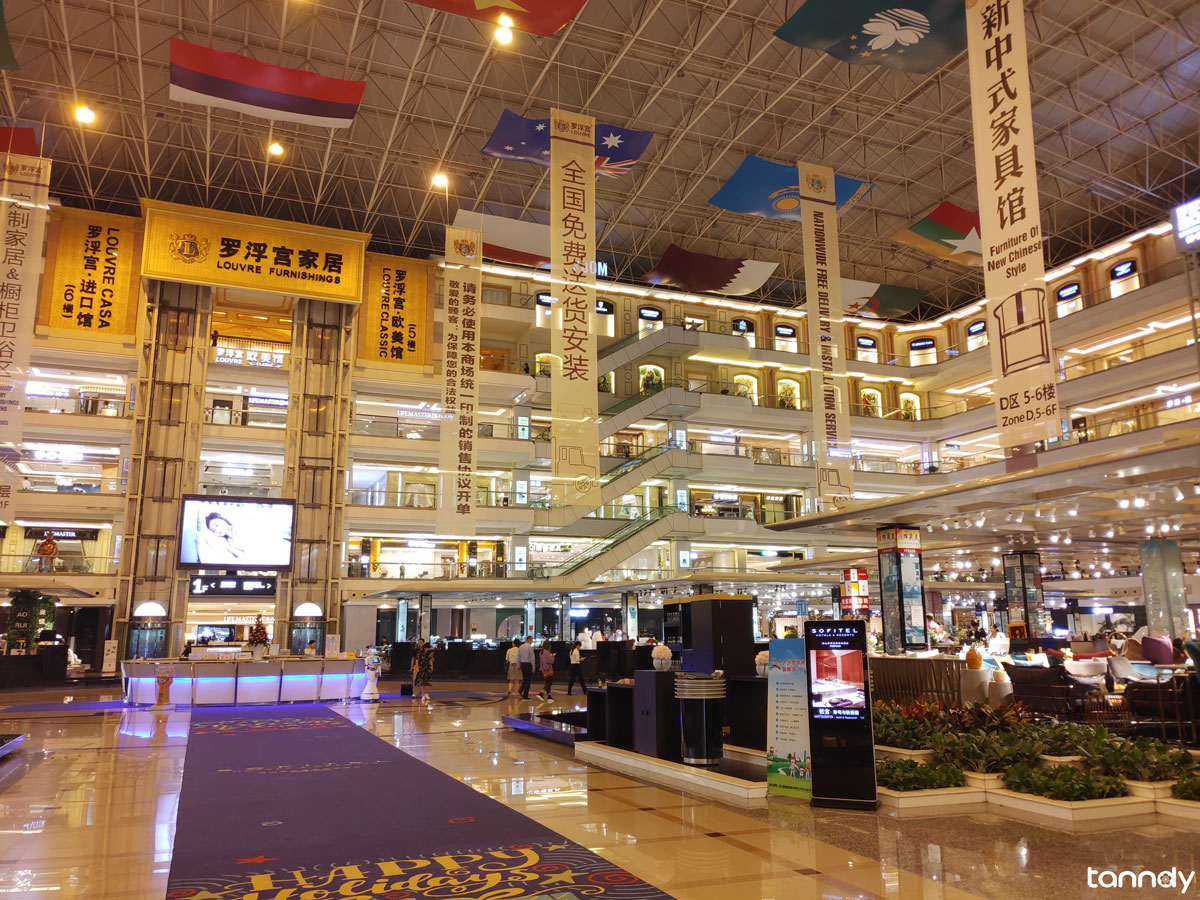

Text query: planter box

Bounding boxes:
[986,788,1154,823]
[874,745,934,762]
[877,785,985,810]
[1125,779,1176,800]
[1040,754,1084,769]
[964,771,1005,790]
[1156,797,1200,823]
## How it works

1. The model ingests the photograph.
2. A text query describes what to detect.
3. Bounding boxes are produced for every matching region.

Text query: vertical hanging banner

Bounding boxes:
[967,0,1060,447]
[39,208,141,338]
[437,228,482,536]
[0,154,51,512]
[360,253,433,368]
[549,108,601,508]
[799,161,853,510]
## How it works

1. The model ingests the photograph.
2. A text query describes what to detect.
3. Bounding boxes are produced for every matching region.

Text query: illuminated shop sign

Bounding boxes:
[189,576,278,596]
[908,337,935,350]
[246,395,288,407]
[26,528,100,541]
[638,306,663,321]
[1055,282,1081,300]
[856,336,877,348]
[535,292,553,307]
[1110,259,1136,280]
[595,299,614,314]
[774,324,797,338]
[732,318,754,333]
[966,320,987,336]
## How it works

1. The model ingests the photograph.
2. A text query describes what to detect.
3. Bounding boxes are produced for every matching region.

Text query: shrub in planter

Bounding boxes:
[872,702,938,749]
[954,701,1034,734]
[876,759,965,792]
[1034,721,1096,758]
[1003,763,1128,802]
[929,727,1045,774]
[1171,775,1200,803]
[1083,736,1196,782]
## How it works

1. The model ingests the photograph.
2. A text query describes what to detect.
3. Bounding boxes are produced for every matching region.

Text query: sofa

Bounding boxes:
[1002,662,1106,718]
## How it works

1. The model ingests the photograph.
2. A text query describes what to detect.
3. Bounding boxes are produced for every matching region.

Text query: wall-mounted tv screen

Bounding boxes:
[178,496,294,569]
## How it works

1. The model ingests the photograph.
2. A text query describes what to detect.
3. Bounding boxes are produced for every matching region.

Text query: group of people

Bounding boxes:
[503,636,587,700]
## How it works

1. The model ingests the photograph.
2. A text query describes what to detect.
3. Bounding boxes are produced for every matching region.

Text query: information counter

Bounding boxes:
[122,658,367,706]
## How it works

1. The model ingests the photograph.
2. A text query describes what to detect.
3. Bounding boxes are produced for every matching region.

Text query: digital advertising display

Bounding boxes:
[804,619,878,810]
[178,496,295,569]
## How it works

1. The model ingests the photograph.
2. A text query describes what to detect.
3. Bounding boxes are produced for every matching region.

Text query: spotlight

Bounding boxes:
[74,104,95,124]
[1117,495,1131,509]
[495,25,513,43]
[1174,485,1186,502]
[1063,534,1072,545]
[941,521,949,531]
[267,141,284,156]
[975,515,986,527]
[1049,533,1060,543]
[431,172,449,189]
[1014,510,1025,523]
[925,523,933,533]
[1146,524,1155,534]
[1068,506,1078,517]
[1104,528,1114,539]
[1133,495,1147,509]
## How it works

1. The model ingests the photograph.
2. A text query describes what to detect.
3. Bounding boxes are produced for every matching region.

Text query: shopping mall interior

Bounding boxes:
[0,0,1198,897]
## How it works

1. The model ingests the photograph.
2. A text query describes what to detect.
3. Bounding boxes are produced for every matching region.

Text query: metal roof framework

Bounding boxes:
[3,0,1198,318]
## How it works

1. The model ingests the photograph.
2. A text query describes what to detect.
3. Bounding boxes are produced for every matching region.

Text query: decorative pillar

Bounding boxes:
[524,598,536,638]
[418,593,433,642]
[668,419,689,450]
[670,477,690,513]
[1139,539,1188,640]
[396,599,409,642]
[876,526,927,653]
[621,591,639,641]
[671,540,692,573]
[559,594,571,640]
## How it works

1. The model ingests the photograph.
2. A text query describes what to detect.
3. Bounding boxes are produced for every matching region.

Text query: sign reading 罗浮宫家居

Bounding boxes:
[39,208,141,338]
[140,200,368,304]
[966,0,1060,447]
[0,153,52,511]
[359,253,433,368]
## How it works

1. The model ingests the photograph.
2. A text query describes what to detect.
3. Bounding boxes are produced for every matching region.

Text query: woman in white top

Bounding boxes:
[566,641,586,695]
[504,637,522,697]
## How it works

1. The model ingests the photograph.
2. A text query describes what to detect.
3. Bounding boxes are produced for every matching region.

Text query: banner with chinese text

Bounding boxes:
[360,253,433,368]
[141,200,368,304]
[799,161,853,510]
[549,108,601,508]
[436,228,481,535]
[967,0,1060,446]
[40,208,141,338]
[0,154,51,512]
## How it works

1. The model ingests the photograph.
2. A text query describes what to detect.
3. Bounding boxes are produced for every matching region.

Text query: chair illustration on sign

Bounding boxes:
[991,287,1051,376]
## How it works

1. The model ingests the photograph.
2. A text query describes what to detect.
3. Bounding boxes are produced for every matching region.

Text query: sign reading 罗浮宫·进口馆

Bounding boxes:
[139,199,369,304]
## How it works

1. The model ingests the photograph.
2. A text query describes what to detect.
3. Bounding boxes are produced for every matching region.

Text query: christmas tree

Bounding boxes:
[246,614,269,647]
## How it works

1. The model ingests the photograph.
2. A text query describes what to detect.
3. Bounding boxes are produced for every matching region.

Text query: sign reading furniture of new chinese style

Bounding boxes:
[39,208,140,337]
[0,154,52,511]
[436,227,482,536]
[140,199,368,304]
[549,108,601,508]
[966,0,1060,447]
[360,253,433,369]
[799,160,853,511]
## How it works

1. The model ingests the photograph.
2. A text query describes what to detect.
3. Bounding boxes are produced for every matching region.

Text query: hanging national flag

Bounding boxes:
[892,201,983,265]
[708,155,873,220]
[404,0,587,36]
[842,279,925,318]
[481,109,653,178]
[0,126,37,156]
[169,38,366,128]
[774,0,966,74]
[0,2,16,70]
[642,244,778,296]
[452,209,551,268]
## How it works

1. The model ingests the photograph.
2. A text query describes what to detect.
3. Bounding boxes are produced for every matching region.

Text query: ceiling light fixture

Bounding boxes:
[1117,495,1131,509]
[431,172,449,189]
[1173,485,1186,502]
[267,141,284,157]
[74,104,95,124]
[1133,495,1147,509]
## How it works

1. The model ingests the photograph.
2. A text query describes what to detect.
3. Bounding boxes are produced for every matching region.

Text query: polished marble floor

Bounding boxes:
[0,682,1195,899]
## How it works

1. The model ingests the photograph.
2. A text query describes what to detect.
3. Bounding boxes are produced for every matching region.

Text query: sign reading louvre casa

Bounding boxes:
[140,200,369,304]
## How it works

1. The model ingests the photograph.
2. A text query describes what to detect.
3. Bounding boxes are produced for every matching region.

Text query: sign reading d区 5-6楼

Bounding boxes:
[966,0,1061,447]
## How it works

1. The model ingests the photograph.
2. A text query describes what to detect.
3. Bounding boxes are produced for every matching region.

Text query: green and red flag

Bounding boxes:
[843,279,924,319]
[892,201,982,266]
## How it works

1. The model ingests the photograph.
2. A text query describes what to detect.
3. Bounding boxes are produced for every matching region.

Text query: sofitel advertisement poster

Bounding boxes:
[766,638,811,798]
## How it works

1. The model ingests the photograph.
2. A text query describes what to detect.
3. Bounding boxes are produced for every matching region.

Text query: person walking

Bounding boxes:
[504,637,522,697]
[566,641,586,695]
[536,642,555,701]
[517,636,535,700]
[411,638,434,703]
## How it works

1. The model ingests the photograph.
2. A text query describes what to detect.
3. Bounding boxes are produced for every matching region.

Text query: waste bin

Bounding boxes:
[676,672,726,765]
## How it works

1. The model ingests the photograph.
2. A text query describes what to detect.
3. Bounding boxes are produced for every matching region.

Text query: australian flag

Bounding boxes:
[481,109,654,178]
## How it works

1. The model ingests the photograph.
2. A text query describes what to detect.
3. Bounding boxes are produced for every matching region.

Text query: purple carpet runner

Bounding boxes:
[166,704,671,900]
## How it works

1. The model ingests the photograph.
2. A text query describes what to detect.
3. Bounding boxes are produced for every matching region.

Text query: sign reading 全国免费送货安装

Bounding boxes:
[966,0,1060,447]
[140,199,368,304]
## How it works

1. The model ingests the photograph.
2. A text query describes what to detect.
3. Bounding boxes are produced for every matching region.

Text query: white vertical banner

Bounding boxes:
[549,108,601,508]
[967,0,1060,447]
[0,154,51,513]
[799,161,853,510]
[437,227,482,536]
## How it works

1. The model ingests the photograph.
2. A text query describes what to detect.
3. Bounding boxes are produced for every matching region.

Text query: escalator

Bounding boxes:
[537,506,701,584]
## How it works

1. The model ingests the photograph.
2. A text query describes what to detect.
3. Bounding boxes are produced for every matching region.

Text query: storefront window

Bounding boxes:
[965,320,988,351]
[856,335,878,364]
[638,365,665,393]
[909,337,937,366]
[858,388,882,418]
[1108,259,1139,299]
[597,371,615,393]
[638,306,664,331]
[900,392,922,421]
[733,374,759,404]
[777,378,801,410]
[732,318,756,347]
[535,353,554,377]
[1055,282,1082,318]
[774,323,798,352]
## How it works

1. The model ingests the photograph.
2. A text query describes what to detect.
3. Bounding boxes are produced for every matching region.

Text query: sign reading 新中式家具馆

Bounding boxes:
[966,0,1060,447]
[40,208,140,337]
[0,154,52,511]
[799,160,853,510]
[140,199,368,304]
[436,228,482,535]
[360,253,433,369]
[549,108,601,509]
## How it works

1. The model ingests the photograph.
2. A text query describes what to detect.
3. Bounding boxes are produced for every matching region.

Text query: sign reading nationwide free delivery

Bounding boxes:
[140,200,368,303]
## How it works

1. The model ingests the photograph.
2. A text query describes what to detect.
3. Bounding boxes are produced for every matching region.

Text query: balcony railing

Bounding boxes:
[1,554,119,575]
[25,396,134,418]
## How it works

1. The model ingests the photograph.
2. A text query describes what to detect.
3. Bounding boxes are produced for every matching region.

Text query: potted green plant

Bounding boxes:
[991,763,1151,824]
[875,759,982,810]
[1079,735,1195,798]
[1158,775,1200,823]
[245,614,270,660]
[871,702,936,760]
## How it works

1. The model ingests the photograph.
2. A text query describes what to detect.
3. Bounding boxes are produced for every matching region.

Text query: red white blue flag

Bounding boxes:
[481,109,653,178]
[169,38,366,129]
